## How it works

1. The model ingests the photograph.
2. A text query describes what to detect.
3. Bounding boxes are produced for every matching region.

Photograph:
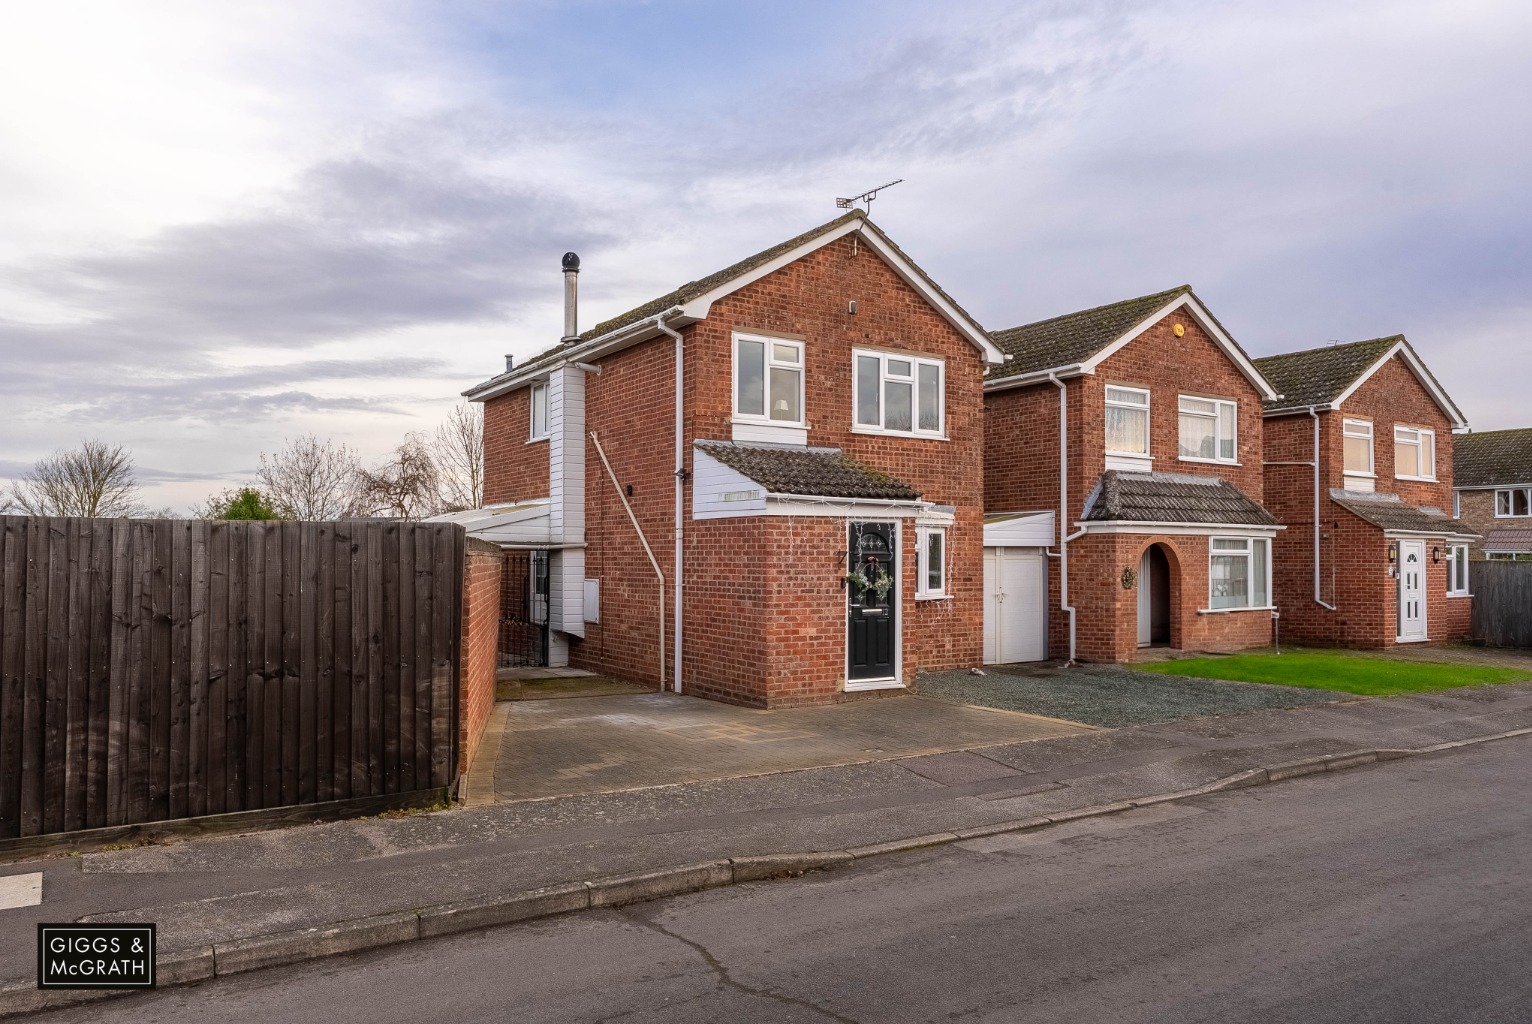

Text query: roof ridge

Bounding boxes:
[1253,335,1402,366]
[992,284,1190,338]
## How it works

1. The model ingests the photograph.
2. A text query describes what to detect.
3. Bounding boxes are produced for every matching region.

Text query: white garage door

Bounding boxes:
[983,547,1048,664]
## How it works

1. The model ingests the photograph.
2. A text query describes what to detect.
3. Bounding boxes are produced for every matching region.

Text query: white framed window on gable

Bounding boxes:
[1495,488,1531,517]
[1342,418,1374,490]
[1394,426,1436,481]
[1447,544,1470,597]
[529,381,550,441]
[1178,396,1237,463]
[854,350,945,437]
[1208,537,1270,611]
[916,527,946,599]
[1105,385,1150,469]
[734,333,805,426]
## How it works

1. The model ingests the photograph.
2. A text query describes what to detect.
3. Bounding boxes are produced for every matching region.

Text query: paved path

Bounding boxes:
[26,732,1532,1023]
[6,681,1532,1008]
[485,692,1090,801]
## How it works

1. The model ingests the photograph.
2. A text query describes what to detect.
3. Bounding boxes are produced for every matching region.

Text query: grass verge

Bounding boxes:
[1139,650,1532,696]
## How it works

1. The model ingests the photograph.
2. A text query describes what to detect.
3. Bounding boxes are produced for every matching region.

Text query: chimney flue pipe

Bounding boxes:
[561,252,580,343]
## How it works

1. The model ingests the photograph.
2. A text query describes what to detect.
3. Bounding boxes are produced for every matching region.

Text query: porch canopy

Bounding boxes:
[1328,490,1479,541]
[1079,470,1279,530]
[427,499,552,546]
[692,440,939,520]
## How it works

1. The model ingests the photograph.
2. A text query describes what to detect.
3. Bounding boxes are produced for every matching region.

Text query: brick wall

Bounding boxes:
[457,538,502,776]
[572,232,987,703]
[1455,489,1497,557]
[484,387,550,505]
[1338,355,1455,509]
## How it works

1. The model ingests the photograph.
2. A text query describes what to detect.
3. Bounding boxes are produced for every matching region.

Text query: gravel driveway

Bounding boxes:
[915,662,1353,727]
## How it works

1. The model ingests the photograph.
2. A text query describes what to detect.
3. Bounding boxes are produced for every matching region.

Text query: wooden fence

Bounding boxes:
[1470,559,1532,649]
[0,516,464,840]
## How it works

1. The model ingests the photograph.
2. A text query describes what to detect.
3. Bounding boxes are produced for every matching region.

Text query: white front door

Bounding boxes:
[983,547,1047,664]
[1397,540,1427,641]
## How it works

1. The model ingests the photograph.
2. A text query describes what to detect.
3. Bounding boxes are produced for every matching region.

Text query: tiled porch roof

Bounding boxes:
[1081,471,1278,527]
[1483,527,1532,553]
[695,441,921,502]
[1328,490,1479,539]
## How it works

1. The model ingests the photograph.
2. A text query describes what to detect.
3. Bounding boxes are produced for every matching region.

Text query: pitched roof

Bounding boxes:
[989,286,1191,378]
[694,441,920,502]
[1454,428,1532,488]
[1253,337,1400,411]
[1482,527,1532,553]
[466,210,1000,400]
[1080,471,1278,527]
[1328,490,1478,539]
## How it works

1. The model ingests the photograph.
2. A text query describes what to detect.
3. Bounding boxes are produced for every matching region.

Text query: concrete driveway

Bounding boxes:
[471,691,1091,802]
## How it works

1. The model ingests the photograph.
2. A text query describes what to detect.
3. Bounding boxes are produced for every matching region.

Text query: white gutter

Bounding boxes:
[1310,406,1338,612]
[655,312,686,694]
[1045,373,1085,665]
[590,432,664,690]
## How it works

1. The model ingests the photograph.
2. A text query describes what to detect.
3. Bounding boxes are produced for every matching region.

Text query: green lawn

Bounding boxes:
[1139,650,1532,696]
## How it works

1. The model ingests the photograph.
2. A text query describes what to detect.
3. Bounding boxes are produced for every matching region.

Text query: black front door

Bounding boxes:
[847,522,897,680]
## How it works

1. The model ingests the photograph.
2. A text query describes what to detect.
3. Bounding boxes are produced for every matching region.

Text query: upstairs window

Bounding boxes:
[1394,426,1436,481]
[1178,396,1237,463]
[1105,386,1150,455]
[854,350,945,436]
[1496,488,1531,517]
[529,381,550,440]
[734,334,804,426]
[1209,537,1270,610]
[1343,419,1374,475]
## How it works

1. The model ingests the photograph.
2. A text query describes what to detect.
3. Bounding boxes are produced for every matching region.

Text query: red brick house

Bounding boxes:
[1452,428,1532,560]
[1254,336,1476,647]
[983,286,1285,663]
[459,211,1005,706]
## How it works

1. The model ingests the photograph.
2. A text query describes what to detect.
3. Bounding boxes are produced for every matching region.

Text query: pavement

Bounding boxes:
[26,735,1532,1023]
[7,678,1532,1016]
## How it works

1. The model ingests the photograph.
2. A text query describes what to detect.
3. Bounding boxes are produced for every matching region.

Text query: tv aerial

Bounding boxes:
[836,179,903,212]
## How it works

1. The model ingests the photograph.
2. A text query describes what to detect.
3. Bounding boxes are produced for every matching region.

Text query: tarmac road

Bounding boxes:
[27,736,1532,1023]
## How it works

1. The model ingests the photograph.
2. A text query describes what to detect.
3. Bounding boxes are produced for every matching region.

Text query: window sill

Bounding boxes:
[527,435,550,445]
[1197,605,1277,615]
[1394,637,1431,644]
[731,415,809,430]
[852,425,948,441]
[1396,475,1438,483]
[915,593,952,602]
[1179,456,1241,467]
[844,678,906,692]
[1447,591,1473,599]
[1344,471,1376,479]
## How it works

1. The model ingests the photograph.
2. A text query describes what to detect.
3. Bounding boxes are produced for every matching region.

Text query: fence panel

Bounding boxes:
[0,515,462,839]
[1470,560,1532,649]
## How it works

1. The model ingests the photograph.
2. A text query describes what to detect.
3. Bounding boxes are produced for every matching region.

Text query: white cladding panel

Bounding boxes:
[548,365,586,543]
[983,547,1047,664]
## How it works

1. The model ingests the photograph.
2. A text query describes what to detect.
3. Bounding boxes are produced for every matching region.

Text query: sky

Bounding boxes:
[2,0,1529,510]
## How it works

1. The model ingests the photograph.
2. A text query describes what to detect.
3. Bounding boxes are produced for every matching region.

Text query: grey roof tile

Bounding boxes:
[1482,527,1532,553]
[1454,428,1532,487]
[1080,471,1278,527]
[1328,489,1479,538]
[1253,337,1399,412]
[695,440,920,501]
[988,286,1191,379]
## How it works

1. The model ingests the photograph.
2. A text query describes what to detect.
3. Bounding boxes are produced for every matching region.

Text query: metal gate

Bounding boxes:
[499,549,549,667]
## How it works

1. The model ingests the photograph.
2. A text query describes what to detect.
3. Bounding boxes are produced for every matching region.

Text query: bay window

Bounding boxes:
[1209,537,1270,610]
[853,350,944,437]
[1105,386,1150,456]
[916,527,947,598]
[1394,426,1436,481]
[734,334,804,425]
[1178,396,1237,463]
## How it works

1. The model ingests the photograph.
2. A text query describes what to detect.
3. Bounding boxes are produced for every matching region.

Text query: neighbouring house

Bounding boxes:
[1254,336,1477,647]
[983,285,1285,664]
[1453,427,1532,560]
[458,211,1005,707]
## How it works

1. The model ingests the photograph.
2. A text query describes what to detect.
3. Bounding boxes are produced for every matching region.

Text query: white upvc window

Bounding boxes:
[529,381,550,440]
[853,350,945,437]
[1447,544,1470,596]
[1495,488,1532,517]
[1343,419,1374,475]
[1178,396,1237,463]
[1209,537,1270,610]
[1394,426,1436,481]
[734,334,805,426]
[916,527,947,598]
[1105,385,1150,456]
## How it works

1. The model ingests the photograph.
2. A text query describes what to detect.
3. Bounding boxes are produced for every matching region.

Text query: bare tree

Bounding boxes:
[357,434,443,520]
[432,402,484,511]
[256,434,363,520]
[5,439,144,517]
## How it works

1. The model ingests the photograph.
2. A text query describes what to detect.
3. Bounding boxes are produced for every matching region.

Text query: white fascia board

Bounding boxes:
[983,511,1055,546]
[465,310,696,403]
[1080,294,1282,401]
[1075,521,1284,536]
[679,220,1005,364]
[983,364,1089,393]
[1383,528,1481,541]
[1329,340,1470,429]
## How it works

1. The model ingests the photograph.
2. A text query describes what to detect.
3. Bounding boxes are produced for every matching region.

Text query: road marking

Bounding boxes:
[957,804,1206,854]
[0,872,42,910]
